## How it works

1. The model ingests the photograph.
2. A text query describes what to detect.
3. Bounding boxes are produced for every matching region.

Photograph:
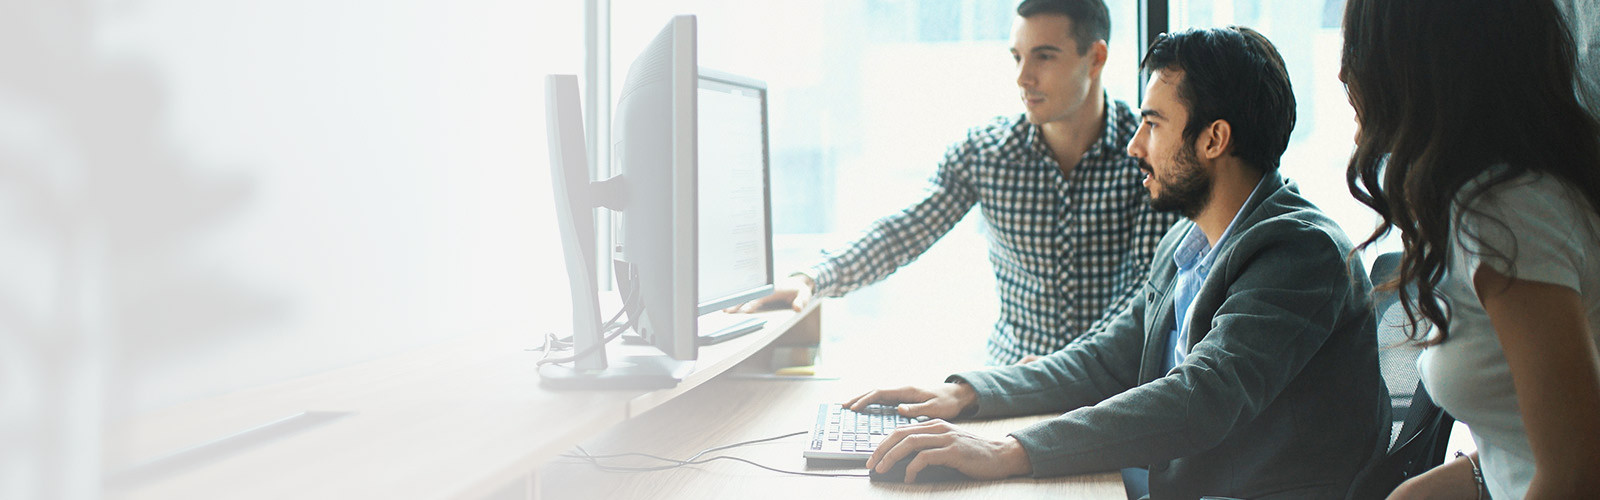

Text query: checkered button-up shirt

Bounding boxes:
[808,99,1179,365]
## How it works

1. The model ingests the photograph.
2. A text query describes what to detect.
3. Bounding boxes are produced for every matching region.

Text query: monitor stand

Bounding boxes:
[537,349,693,390]
[540,74,693,391]
[621,313,768,347]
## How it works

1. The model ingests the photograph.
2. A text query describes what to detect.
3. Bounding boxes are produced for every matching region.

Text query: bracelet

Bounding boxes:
[1455,451,1485,500]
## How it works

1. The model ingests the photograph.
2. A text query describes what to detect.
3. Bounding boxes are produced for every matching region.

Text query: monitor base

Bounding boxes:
[538,354,692,390]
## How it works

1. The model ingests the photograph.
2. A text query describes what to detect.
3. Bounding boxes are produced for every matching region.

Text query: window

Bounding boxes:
[605,0,1142,367]
[599,1,1390,365]
[612,1,1140,242]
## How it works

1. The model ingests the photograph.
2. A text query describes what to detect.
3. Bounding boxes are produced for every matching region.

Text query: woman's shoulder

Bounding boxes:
[1455,165,1588,220]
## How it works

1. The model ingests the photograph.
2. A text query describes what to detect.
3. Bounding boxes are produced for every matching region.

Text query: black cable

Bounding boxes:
[560,431,869,478]
[575,431,805,463]
[530,333,572,352]
[683,430,806,462]
[531,285,635,351]
[535,280,640,366]
[535,323,630,366]
[573,453,868,478]
[530,297,633,351]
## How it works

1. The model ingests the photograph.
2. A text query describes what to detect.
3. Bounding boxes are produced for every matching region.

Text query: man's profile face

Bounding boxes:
[1128,69,1212,218]
[1011,13,1102,126]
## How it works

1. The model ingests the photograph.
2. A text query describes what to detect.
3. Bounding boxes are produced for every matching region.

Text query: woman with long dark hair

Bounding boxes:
[1342,0,1600,497]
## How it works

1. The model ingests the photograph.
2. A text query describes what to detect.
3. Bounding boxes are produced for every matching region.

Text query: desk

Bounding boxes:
[537,286,1124,499]
[105,297,1124,499]
[104,303,816,500]
[538,377,1124,499]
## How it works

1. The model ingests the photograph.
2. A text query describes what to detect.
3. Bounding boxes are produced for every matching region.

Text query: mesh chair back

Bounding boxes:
[1347,251,1457,498]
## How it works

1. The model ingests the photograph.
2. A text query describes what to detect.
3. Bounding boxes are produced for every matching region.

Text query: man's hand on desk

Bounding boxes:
[725,274,813,313]
[842,382,977,421]
[864,419,1034,482]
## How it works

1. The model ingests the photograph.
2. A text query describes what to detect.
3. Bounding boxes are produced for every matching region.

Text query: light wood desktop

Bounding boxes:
[104,302,817,500]
[537,293,1125,499]
[105,298,1124,499]
[537,376,1124,499]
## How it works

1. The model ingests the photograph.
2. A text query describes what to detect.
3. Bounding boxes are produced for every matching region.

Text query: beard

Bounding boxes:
[1147,144,1212,219]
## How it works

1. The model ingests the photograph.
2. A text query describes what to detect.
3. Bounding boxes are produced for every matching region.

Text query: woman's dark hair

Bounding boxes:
[1342,0,1600,344]
[1016,0,1110,55]
[1140,26,1297,173]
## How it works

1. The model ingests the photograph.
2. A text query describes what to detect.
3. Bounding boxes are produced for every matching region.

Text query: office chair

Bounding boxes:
[1347,251,1457,498]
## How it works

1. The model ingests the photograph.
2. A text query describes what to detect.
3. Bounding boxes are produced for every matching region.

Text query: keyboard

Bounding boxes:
[802,403,919,461]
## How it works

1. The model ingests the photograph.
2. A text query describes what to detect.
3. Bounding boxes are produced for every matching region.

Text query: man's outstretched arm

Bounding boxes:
[728,140,982,313]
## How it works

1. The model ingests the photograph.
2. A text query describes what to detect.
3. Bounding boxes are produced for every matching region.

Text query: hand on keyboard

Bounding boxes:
[841,382,978,420]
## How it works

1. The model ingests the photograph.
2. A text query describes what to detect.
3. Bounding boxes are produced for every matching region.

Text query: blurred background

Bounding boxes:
[1,1,1389,497]
[604,0,1376,386]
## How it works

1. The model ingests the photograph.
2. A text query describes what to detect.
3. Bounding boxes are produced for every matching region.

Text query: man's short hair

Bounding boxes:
[1139,26,1296,172]
[1016,0,1111,55]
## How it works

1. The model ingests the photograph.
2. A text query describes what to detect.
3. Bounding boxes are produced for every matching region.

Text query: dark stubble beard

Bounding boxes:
[1148,143,1212,220]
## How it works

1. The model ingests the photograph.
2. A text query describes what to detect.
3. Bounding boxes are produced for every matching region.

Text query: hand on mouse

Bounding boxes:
[864,419,1033,483]
[842,382,977,420]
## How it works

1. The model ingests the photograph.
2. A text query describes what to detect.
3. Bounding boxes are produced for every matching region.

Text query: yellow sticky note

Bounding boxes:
[774,365,816,377]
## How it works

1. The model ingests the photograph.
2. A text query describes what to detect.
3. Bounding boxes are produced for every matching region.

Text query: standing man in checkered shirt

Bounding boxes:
[731,0,1180,365]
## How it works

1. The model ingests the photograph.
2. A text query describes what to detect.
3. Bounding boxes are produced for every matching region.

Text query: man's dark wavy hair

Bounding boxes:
[1139,26,1296,173]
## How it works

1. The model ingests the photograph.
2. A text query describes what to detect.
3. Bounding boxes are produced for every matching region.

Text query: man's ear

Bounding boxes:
[1195,119,1232,161]
[1088,40,1109,78]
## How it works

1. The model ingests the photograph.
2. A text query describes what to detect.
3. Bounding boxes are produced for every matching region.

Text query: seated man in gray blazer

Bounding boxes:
[845,26,1388,499]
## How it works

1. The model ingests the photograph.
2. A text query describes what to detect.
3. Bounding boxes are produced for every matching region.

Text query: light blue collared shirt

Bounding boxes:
[1162,176,1270,373]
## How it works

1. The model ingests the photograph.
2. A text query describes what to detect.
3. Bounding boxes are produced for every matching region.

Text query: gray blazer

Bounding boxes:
[952,173,1389,499]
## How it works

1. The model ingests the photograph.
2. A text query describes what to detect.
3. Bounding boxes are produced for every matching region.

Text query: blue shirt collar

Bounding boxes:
[1172,174,1272,272]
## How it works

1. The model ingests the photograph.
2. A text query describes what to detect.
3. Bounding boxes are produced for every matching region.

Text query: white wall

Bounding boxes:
[0,1,581,496]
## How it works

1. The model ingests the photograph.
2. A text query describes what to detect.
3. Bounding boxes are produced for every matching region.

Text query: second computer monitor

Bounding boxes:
[608,15,774,363]
[695,69,774,314]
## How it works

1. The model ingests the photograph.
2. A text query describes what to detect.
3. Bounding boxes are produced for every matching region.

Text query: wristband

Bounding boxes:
[1455,451,1484,500]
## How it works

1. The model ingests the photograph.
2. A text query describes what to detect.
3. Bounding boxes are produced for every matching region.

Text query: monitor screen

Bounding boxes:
[695,73,773,312]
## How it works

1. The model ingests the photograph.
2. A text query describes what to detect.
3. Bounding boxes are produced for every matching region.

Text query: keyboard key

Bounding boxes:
[808,403,925,458]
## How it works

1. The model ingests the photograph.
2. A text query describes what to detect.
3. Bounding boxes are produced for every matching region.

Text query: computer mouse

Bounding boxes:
[867,451,972,483]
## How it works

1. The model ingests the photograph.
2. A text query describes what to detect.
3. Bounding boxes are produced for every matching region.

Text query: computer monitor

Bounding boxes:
[541,15,773,390]
[694,69,774,314]
[608,14,701,365]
